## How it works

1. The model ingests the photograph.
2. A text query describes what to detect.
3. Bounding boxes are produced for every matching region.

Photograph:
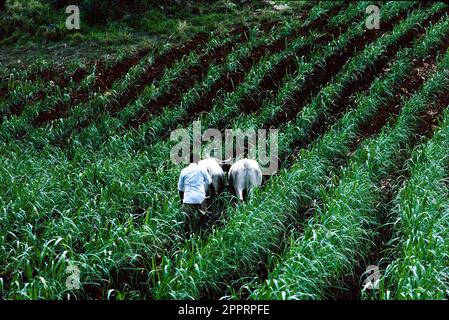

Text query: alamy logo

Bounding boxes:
[362,265,381,290]
[170,121,279,175]
[65,5,80,30]
[65,265,80,290]
[366,5,380,30]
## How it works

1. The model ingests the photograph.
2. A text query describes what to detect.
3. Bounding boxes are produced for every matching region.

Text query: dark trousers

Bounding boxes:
[182,202,208,234]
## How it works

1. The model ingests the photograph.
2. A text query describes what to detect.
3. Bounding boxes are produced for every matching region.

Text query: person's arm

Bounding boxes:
[178,173,185,204]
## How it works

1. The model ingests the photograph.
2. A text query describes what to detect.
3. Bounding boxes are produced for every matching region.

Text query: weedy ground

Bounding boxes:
[0,0,305,76]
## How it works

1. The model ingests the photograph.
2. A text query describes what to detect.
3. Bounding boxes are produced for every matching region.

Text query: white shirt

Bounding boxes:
[178,163,212,204]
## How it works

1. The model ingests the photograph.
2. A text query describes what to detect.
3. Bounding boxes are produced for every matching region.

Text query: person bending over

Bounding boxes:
[178,161,212,233]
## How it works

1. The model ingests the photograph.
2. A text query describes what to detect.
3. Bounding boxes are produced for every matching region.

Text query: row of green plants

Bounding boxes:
[250,52,449,299]
[57,32,242,141]
[0,68,86,122]
[0,48,139,123]
[0,46,166,141]
[378,108,449,300]
[14,29,258,148]
[148,11,448,299]
[0,77,46,116]
[72,30,315,152]
[0,71,94,139]
[0,58,85,105]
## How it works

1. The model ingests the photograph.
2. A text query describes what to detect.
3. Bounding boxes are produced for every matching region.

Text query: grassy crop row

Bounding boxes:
[378,108,449,300]
[38,1,426,298]
[0,44,171,142]
[0,47,149,124]
[0,58,92,112]
[274,5,449,161]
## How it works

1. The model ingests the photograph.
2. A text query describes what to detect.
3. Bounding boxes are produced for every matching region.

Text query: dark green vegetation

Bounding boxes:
[0,0,303,71]
[0,1,448,300]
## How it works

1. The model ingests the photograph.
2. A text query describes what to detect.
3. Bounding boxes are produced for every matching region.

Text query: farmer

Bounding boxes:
[178,161,212,233]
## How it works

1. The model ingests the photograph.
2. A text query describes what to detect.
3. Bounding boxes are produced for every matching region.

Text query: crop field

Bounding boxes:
[0,1,449,300]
